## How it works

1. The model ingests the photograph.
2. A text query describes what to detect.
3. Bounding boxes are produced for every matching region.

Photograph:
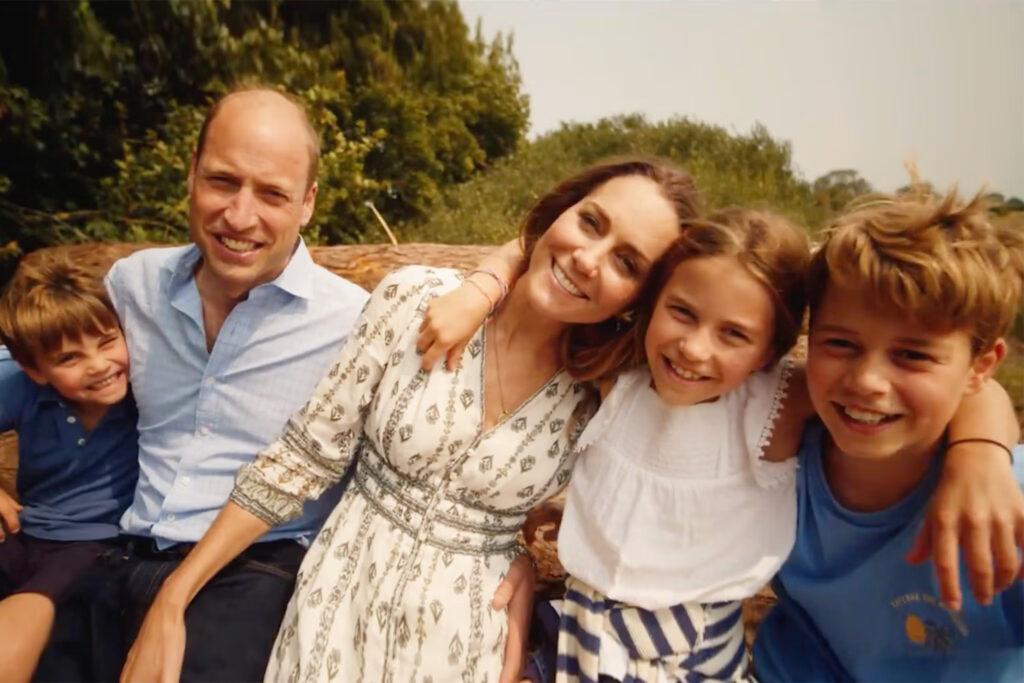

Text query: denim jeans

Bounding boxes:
[35,538,305,682]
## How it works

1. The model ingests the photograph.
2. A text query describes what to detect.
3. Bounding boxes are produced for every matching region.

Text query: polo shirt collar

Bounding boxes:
[36,381,131,421]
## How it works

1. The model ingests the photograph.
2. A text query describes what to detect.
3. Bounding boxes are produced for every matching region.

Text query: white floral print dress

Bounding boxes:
[231,266,595,683]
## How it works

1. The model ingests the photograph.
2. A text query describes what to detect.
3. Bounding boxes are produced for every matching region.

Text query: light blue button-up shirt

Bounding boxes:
[105,242,368,548]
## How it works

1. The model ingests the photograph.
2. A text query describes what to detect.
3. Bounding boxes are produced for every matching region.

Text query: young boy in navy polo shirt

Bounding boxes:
[0,253,139,681]
[754,187,1024,681]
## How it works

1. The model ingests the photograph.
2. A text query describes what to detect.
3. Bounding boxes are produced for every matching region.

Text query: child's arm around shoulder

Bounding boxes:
[417,239,523,371]
[909,378,1023,611]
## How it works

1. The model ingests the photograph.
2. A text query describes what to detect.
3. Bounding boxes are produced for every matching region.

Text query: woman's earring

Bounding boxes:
[614,309,634,332]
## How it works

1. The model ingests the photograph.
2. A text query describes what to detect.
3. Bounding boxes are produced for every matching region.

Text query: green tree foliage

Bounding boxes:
[0,0,529,254]
[399,114,828,244]
[811,169,873,215]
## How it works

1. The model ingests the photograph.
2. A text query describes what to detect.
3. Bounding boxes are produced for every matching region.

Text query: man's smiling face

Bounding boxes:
[187,90,317,300]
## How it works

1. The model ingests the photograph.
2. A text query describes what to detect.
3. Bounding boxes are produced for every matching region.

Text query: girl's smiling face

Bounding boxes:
[644,254,775,406]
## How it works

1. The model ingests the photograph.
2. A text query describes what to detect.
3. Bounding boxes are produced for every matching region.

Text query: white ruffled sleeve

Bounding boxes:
[738,356,798,489]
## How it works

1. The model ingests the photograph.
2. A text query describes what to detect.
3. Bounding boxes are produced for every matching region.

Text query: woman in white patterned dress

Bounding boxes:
[122,159,701,683]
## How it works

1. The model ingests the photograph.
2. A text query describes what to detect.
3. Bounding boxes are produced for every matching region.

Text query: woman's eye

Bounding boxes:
[579,213,599,232]
[616,254,638,277]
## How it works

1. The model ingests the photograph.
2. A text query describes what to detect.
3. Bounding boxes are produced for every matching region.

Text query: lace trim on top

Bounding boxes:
[748,356,798,490]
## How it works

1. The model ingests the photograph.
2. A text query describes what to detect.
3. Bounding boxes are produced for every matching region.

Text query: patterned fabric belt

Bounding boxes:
[555,576,749,683]
[353,443,526,556]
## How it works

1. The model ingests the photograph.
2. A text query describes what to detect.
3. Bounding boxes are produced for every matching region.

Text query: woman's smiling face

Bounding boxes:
[520,174,681,325]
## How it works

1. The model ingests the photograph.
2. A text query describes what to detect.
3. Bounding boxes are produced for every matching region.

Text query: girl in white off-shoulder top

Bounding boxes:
[531,209,812,683]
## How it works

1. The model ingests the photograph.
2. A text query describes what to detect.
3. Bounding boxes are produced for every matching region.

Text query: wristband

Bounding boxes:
[469,267,509,305]
[464,278,496,315]
[947,438,1014,464]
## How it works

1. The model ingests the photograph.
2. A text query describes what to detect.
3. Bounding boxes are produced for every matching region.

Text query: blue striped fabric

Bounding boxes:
[555,576,749,682]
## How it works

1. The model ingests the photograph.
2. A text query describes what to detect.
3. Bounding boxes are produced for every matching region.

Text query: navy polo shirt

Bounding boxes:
[0,347,139,541]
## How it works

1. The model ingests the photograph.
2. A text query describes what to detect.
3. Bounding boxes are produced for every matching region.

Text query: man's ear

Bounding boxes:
[187,150,198,196]
[300,181,318,228]
[964,337,1006,396]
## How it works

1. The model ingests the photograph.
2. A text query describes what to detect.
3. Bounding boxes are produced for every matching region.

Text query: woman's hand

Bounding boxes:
[493,554,536,683]
[417,280,494,372]
[120,589,188,683]
[908,441,1023,611]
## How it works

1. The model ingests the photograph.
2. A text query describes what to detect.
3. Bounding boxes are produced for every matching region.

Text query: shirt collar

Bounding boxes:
[267,238,316,300]
[37,382,132,421]
[164,239,316,301]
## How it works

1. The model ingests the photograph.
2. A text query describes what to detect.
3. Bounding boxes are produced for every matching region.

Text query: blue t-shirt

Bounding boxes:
[754,421,1024,682]
[0,347,139,541]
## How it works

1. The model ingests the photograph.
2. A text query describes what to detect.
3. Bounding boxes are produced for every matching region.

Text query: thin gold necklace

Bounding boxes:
[490,317,509,421]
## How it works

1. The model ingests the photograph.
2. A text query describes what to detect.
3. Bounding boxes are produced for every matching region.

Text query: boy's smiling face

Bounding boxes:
[806,282,1001,462]
[23,326,130,410]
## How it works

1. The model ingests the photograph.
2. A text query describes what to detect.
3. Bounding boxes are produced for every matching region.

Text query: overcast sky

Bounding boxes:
[459,0,1023,195]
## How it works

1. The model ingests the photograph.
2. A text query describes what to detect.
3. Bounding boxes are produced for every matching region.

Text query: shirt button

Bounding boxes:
[205,377,215,386]
[167,513,176,521]
[77,437,86,446]
[199,426,210,436]
[66,416,77,424]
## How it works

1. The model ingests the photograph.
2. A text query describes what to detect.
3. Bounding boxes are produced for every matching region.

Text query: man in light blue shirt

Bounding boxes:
[46,87,368,682]
[107,239,365,549]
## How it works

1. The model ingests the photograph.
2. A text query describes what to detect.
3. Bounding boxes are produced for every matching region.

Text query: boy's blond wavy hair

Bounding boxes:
[807,183,1024,354]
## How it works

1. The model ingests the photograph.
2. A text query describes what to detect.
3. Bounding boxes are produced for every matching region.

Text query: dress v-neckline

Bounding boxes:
[477,324,564,436]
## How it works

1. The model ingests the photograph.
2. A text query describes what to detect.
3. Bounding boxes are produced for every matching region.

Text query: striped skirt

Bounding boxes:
[548,576,749,683]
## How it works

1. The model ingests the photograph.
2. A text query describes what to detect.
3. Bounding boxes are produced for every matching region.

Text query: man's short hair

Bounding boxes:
[0,252,120,368]
[194,84,320,190]
[807,185,1024,353]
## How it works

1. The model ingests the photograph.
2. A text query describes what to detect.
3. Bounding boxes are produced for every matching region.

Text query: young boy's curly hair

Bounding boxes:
[808,184,1024,354]
[0,252,119,367]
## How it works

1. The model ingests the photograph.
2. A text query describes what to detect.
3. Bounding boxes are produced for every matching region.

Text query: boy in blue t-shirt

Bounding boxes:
[754,186,1024,681]
[0,253,139,681]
